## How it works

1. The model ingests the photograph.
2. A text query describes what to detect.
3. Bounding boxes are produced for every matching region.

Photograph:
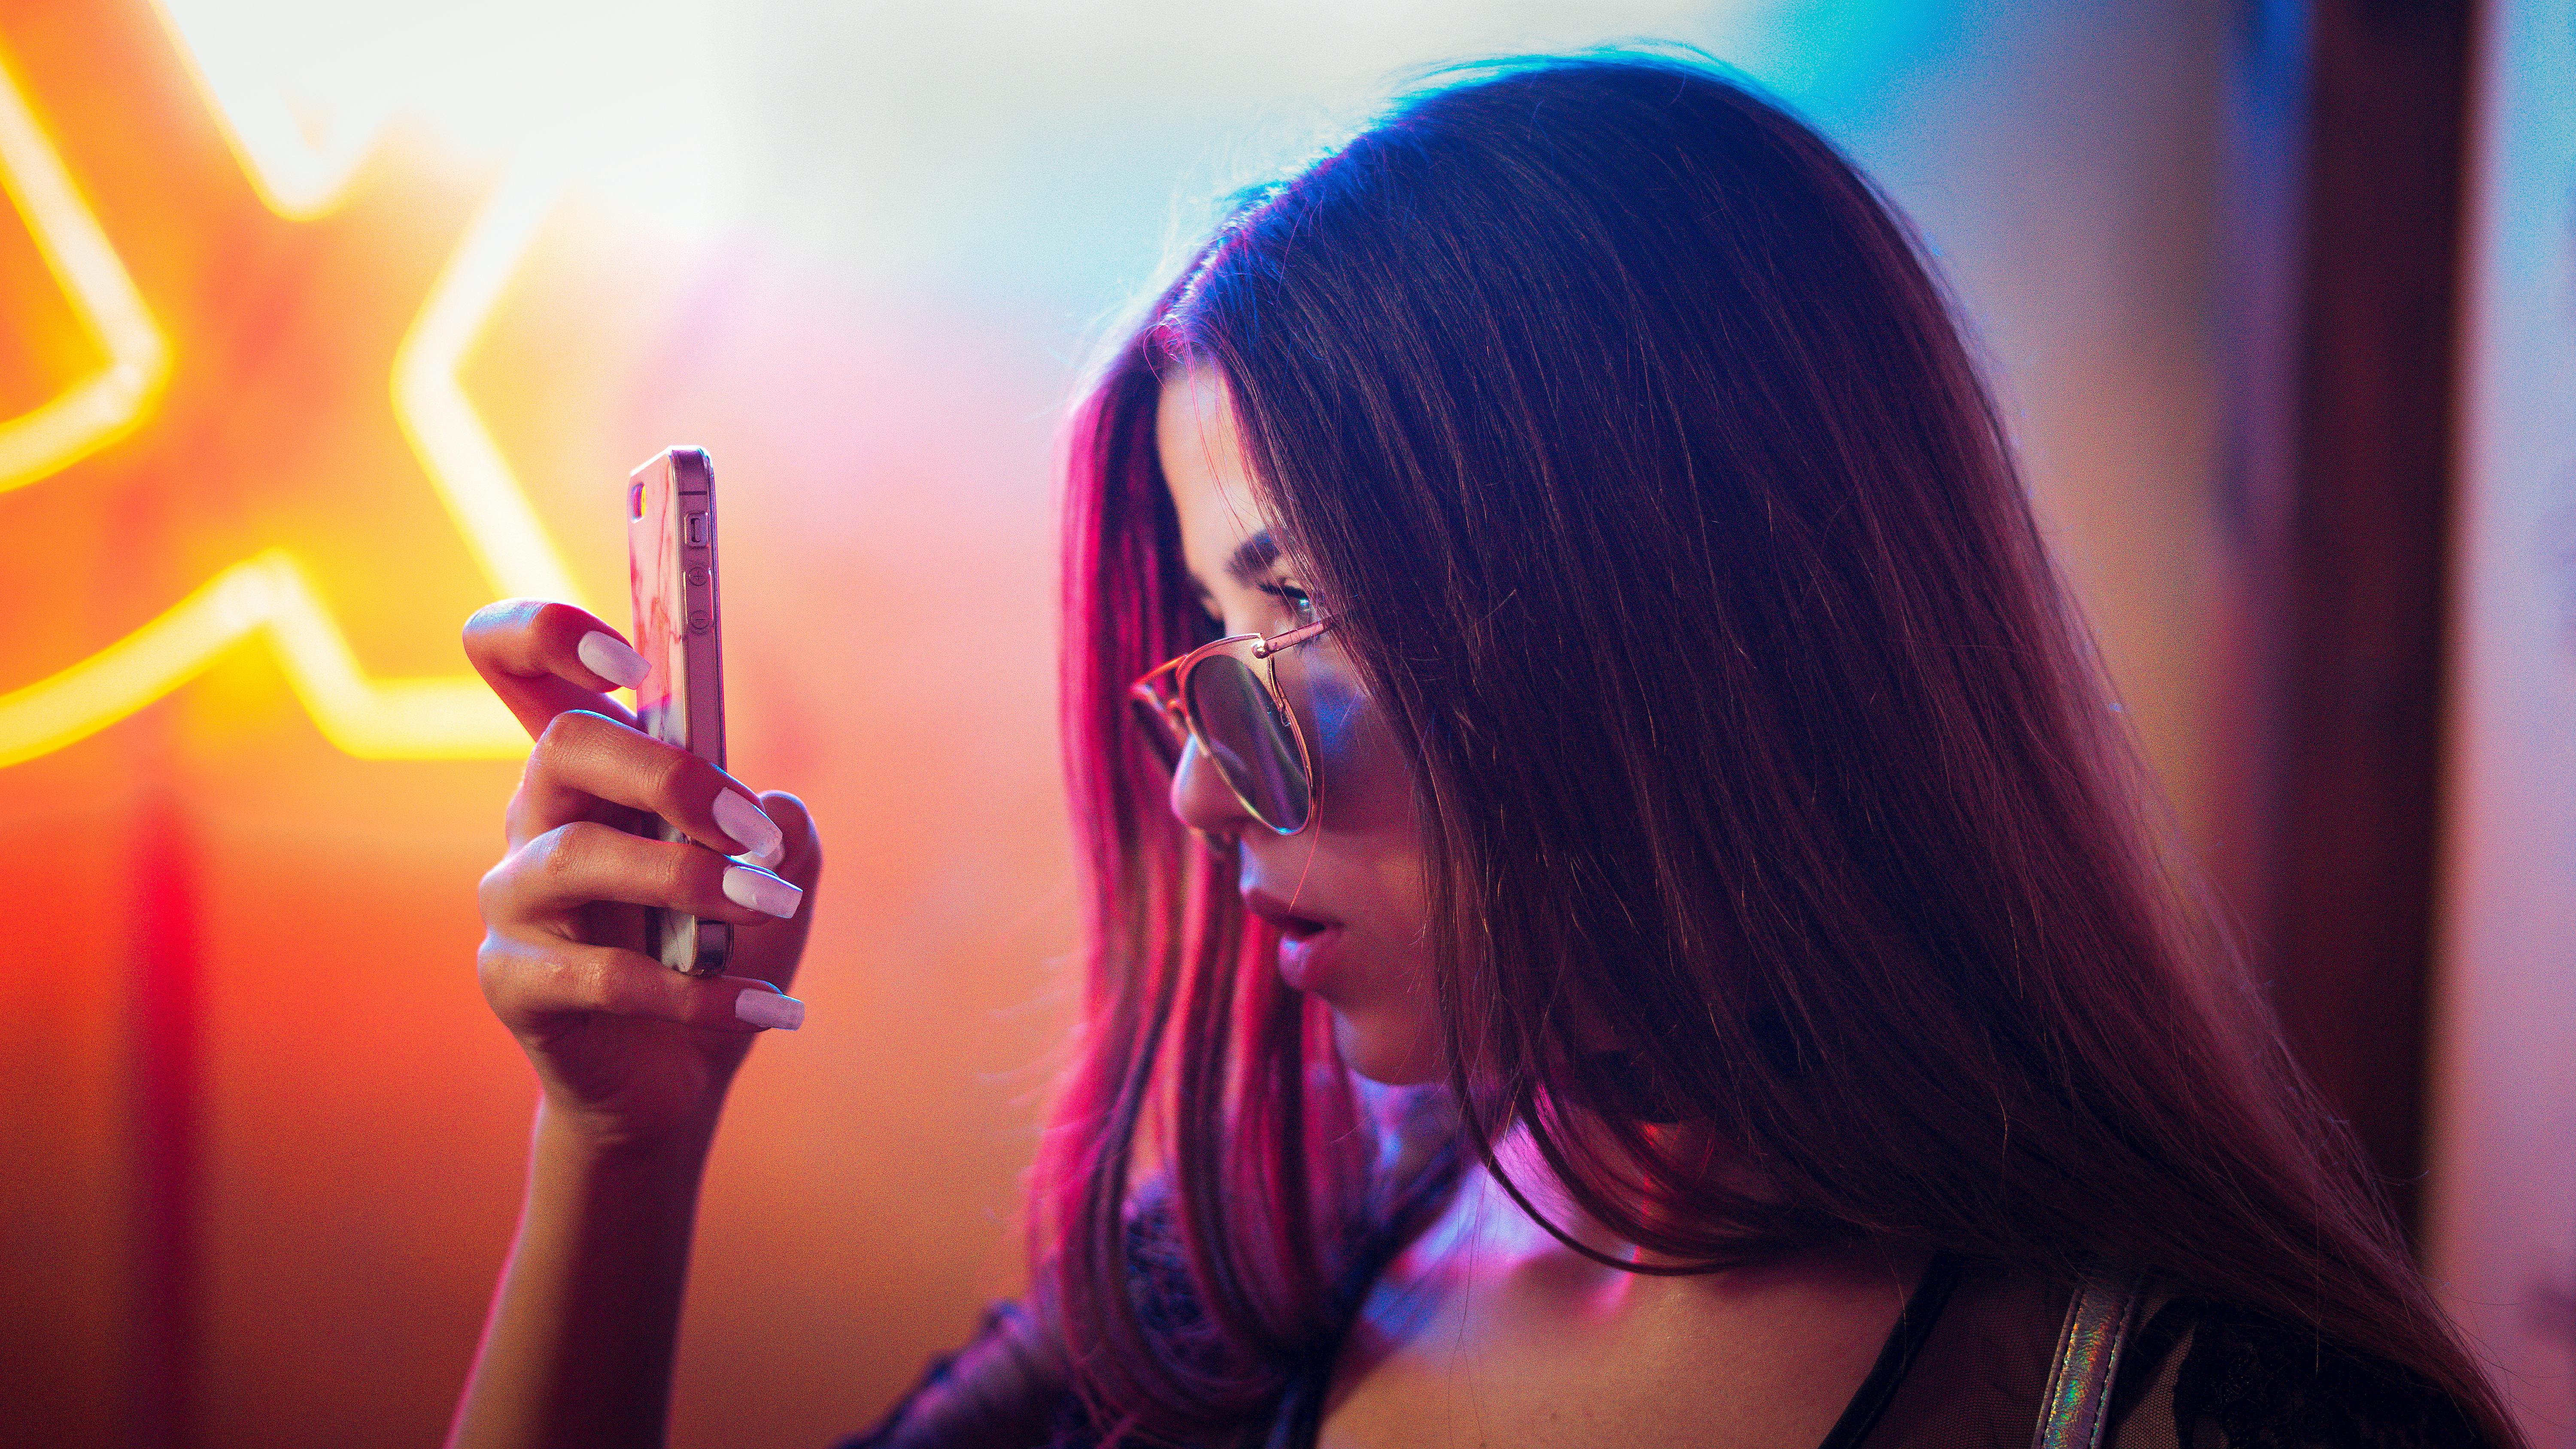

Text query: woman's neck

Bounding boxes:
[1406,1106,1803,1273]
[1410,1121,1638,1270]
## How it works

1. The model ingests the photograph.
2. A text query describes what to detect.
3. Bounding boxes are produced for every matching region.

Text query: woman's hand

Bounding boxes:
[463,599,823,1152]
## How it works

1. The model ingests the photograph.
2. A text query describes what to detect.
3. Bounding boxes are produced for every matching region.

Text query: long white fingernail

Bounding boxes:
[735,989,805,1031]
[577,631,650,689]
[723,864,803,919]
[712,790,784,862]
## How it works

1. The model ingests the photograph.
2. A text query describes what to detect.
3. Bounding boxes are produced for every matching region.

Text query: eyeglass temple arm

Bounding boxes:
[1249,615,1335,659]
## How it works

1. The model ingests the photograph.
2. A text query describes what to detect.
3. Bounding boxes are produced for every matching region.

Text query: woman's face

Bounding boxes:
[1156,368,1443,1085]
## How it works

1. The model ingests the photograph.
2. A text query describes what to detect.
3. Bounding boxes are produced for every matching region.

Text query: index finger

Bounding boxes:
[464,599,644,739]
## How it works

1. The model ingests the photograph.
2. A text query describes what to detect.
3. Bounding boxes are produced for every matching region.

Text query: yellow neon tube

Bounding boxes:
[151,0,387,221]
[0,35,585,768]
[0,43,170,494]
[0,551,525,768]
[393,155,589,609]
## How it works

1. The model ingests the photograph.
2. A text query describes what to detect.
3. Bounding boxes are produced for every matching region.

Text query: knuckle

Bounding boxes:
[501,790,536,842]
[541,823,643,906]
[534,708,594,754]
[475,931,507,981]
[476,858,515,918]
[462,597,523,643]
[547,949,612,1012]
[475,944,511,1006]
[644,744,703,813]
[580,952,658,1017]
[476,932,554,1007]
[525,831,574,888]
[644,841,693,901]
[541,818,614,875]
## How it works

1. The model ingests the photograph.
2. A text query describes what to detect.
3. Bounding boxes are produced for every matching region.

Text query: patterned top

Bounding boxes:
[838,1255,2488,1449]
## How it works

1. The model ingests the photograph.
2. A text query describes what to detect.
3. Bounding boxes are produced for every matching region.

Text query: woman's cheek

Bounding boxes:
[1346,888,1444,1079]
[1298,658,1416,839]
[1374,855,1431,942]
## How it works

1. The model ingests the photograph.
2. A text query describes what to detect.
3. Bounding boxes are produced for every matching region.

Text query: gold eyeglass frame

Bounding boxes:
[1127,615,1337,835]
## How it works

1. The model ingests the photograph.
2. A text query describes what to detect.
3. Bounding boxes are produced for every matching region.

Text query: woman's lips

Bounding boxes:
[1274,923,1345,993]
[1242,888,1344,993]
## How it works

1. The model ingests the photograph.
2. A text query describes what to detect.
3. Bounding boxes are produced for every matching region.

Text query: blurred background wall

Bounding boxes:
[2427,0,2576,1435]
[0,0,2560,1445]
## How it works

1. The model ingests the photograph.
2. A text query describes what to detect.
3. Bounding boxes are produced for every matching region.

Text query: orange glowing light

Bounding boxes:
[0,21,593,768]
[0,44,169,494]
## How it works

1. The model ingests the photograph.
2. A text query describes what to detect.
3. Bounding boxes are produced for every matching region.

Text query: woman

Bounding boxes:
[449,54,2515,1449]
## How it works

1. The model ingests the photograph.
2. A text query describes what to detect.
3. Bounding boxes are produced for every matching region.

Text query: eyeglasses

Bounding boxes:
[1128,615,1337,834]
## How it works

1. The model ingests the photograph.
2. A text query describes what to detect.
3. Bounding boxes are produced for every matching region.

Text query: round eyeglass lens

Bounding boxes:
[1185,653,1312,831]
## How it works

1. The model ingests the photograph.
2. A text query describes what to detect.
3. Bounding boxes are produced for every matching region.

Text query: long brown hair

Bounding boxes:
[1044,52,2515,1447]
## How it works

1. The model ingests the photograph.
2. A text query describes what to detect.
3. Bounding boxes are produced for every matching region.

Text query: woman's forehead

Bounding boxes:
[1156,369,1274,579]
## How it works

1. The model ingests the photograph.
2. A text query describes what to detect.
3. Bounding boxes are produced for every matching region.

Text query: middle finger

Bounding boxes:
[484,819,804,931]
[506,709,786,867]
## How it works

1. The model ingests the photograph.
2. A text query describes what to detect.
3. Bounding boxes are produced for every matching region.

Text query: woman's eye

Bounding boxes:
[1267,581,1318,622]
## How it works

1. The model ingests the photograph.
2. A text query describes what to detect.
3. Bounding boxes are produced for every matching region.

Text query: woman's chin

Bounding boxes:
[1330,1006,1444,1086]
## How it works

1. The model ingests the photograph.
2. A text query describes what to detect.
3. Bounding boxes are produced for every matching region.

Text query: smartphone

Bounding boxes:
[627,446,730,976]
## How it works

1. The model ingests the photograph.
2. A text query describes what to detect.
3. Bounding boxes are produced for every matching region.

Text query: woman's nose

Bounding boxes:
[1170,734,1253,838]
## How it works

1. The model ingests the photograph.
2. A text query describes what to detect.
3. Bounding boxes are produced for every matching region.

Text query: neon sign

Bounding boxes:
[0,20,589,767]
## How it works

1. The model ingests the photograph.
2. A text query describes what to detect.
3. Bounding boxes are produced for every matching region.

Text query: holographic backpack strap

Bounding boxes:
[2033,1264,2149,1449]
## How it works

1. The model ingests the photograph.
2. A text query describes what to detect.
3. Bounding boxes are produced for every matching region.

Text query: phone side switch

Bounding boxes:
[686,512,708,546]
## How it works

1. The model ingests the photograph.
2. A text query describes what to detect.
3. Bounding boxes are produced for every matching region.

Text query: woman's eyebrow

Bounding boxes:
[1223,530,1282,586]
